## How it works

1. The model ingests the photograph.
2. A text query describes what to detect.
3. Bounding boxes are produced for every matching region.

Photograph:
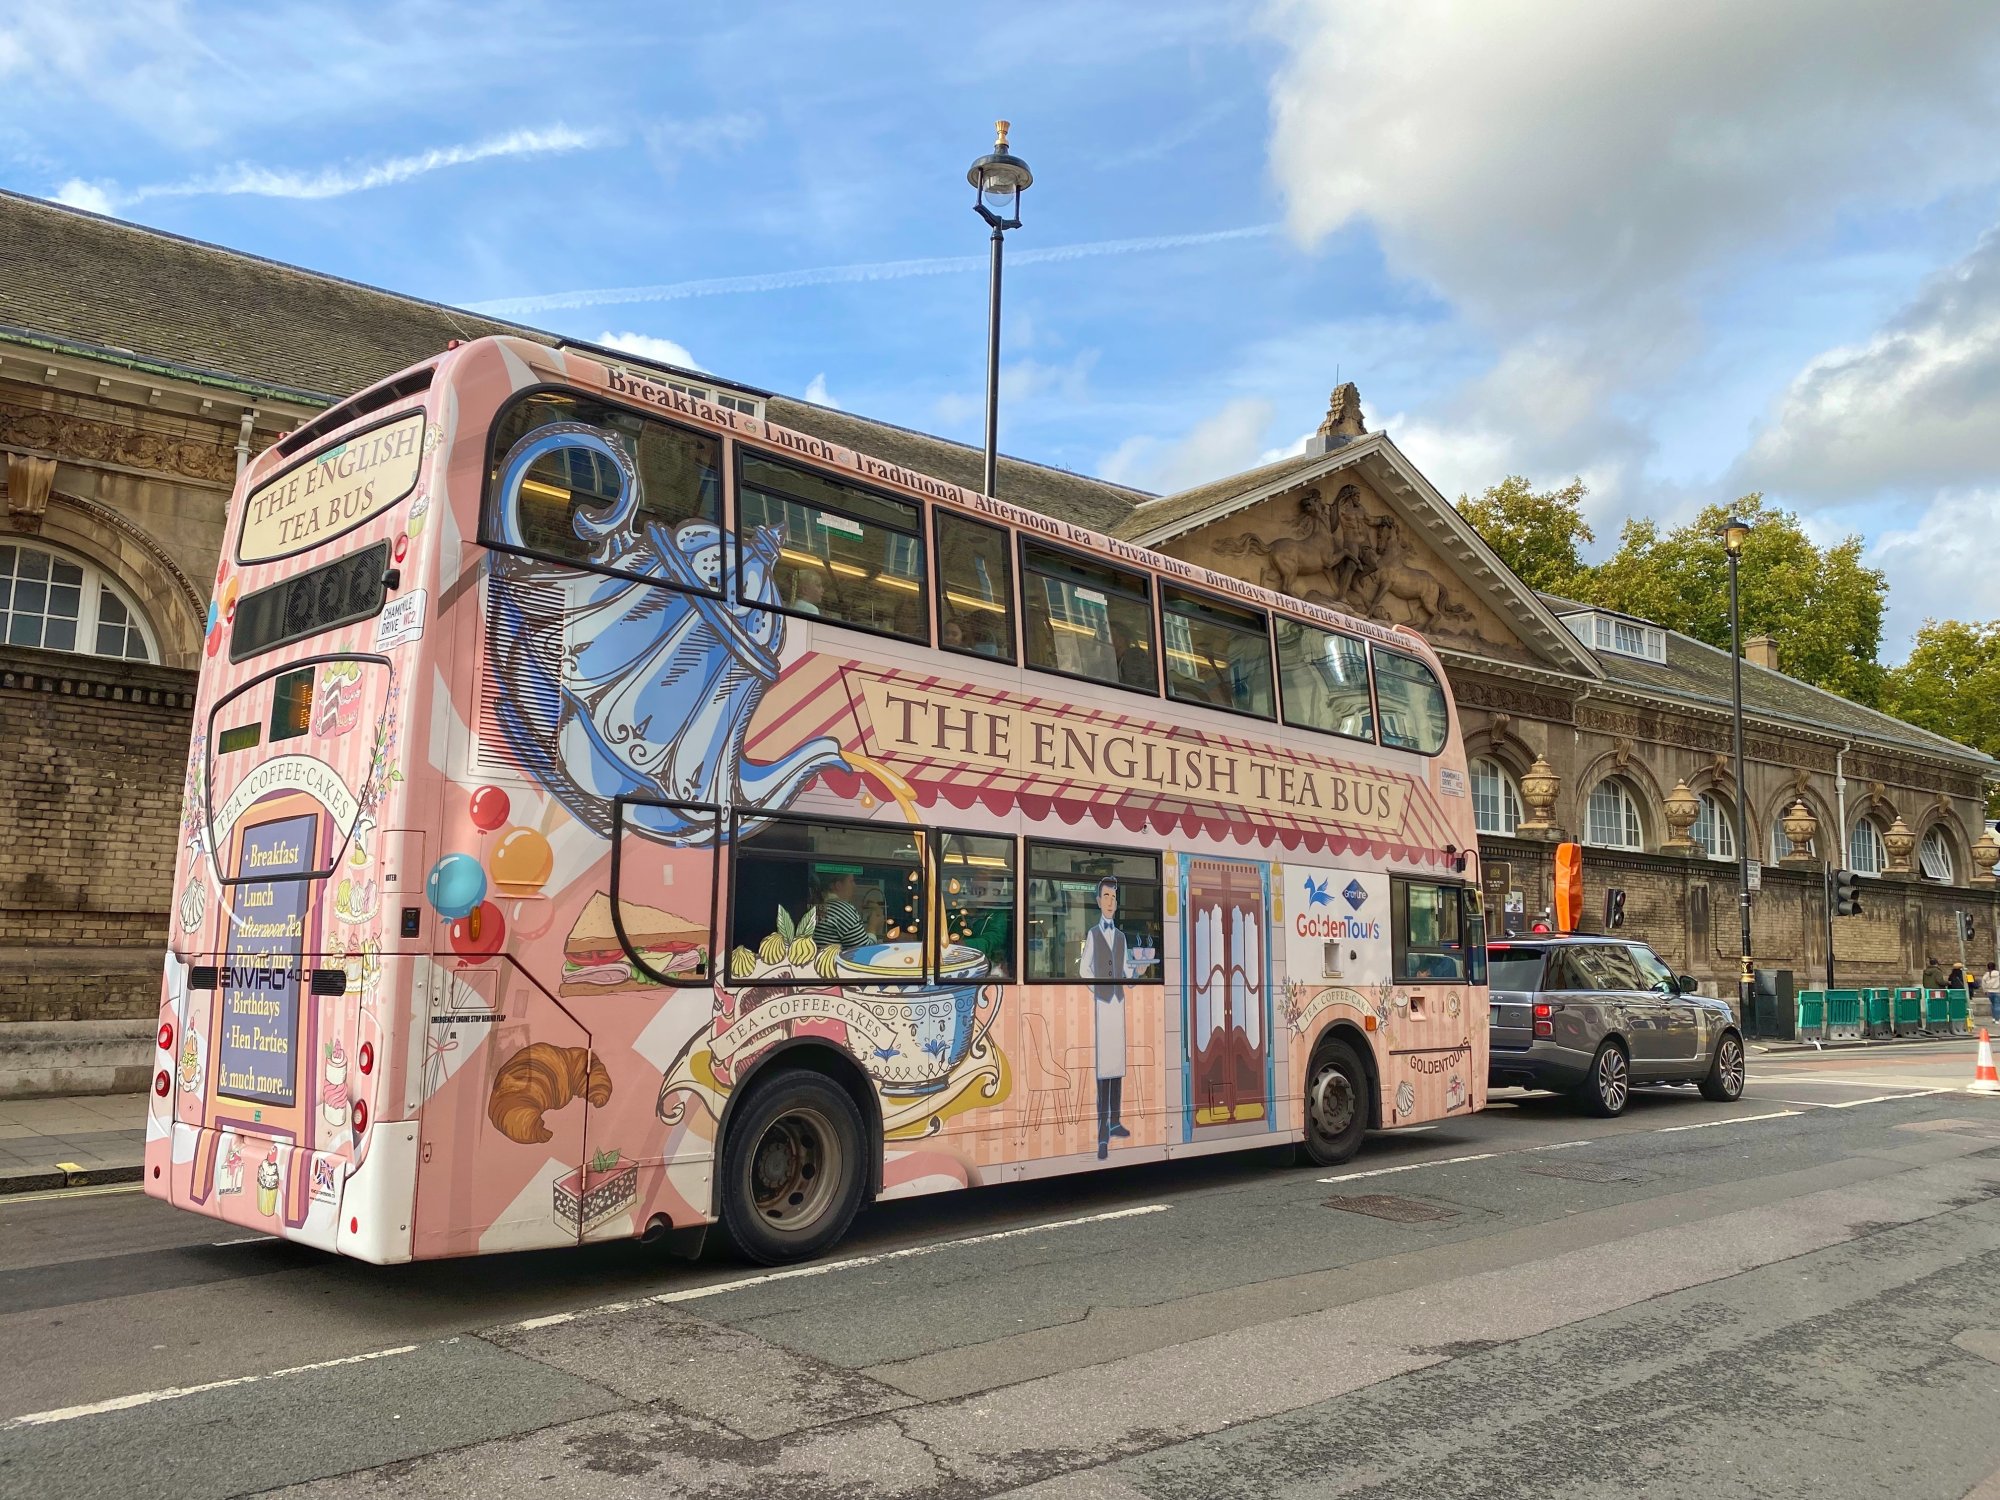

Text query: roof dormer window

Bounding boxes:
[1559,609,1666,664]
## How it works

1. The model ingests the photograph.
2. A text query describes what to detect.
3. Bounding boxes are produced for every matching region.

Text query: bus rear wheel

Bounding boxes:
[720,1071,868,1266]
[1303,1038,1369,1167]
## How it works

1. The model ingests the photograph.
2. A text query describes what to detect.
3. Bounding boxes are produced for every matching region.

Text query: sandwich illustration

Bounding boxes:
[561,891,706,995]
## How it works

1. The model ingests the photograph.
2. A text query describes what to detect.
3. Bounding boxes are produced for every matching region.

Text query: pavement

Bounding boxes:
[2,1044,2000,1498]
[0,1095,144,1191]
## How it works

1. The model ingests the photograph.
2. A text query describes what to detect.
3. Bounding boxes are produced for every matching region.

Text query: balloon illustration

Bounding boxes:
[426,853,487,920]
[490,827,553,894]
[509,898,556,941]
[468,786,511,833]
[449,901,507,964]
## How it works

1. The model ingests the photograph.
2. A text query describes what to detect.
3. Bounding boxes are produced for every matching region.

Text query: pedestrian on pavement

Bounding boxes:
[1981,963,2000,1022]
[1947,960,1968,993]
[1922,956,1945,990]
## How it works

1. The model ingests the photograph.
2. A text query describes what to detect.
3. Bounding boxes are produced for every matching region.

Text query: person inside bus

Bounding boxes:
[1110,622,1154,690]
[811,864,871,950]
[790,567,826,616]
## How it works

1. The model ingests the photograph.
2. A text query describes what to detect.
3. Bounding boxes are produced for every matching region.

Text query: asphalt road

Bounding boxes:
[3,1042,2000,1499]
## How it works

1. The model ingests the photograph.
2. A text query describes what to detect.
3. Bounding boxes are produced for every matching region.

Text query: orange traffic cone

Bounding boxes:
[1973,1030,2000,1096]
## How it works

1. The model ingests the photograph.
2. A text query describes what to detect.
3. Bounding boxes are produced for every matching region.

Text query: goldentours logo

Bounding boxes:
[1297,873,1381,942]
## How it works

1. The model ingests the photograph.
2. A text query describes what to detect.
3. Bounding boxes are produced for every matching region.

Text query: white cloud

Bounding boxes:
[1740,228,2000,499]
[1265,0,2000,328]
[597,331,703,372]
[64,125,609,213]
[1868,489,2000,654]
[802,373,839,409]
[645,112,764,170]
[1100,397,1275,494]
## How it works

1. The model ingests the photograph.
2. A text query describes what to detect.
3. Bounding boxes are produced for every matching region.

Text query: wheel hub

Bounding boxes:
[1310,1066,1356,1140]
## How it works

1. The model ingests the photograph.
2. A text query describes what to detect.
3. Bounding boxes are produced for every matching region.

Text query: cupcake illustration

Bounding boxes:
[177,1031,201,1093]
[322,1042,350,1130]
[257,1150,280,1216]
[1446,1073,1469,1111]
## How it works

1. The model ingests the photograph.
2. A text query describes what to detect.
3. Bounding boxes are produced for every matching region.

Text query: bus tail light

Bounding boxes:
[1533,1003,1554,1039]
[158,1021,174,1054]
[154,1069,171,1097]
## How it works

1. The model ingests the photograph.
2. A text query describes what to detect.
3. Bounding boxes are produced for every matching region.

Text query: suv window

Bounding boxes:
[1629,945,1678,994]
[1576,944,1643,990]
[1486,946,1547,992]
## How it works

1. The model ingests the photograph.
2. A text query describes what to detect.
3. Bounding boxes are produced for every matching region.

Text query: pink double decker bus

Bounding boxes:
[147,336,1487,1264]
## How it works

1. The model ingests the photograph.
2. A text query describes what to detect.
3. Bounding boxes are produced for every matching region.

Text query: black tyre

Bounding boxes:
[719,1070,869,1266]
[1698,1030,1746,1102]
[1579,1041,1630,1118]
[1302,1038,1370,1166]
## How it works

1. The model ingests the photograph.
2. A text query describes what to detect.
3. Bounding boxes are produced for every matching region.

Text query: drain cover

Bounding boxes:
[1325,1193,1459,1223]
[1515,1159,1640,1184]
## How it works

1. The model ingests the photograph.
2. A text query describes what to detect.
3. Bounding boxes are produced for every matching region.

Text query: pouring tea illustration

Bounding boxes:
[484,422,848,844]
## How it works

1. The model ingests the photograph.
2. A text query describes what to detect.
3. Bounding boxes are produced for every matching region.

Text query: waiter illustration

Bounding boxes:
[1079,875,1131,1158]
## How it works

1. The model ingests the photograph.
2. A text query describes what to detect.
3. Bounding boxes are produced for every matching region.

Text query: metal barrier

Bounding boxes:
[1826,989,1864,1040]
[1893,987,1926,1036]
[1795,990,1828,1041]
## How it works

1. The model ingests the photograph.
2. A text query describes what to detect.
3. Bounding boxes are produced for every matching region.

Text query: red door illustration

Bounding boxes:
[1186,859,1268,1129]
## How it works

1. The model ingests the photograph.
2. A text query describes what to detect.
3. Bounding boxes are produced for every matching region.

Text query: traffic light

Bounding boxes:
[1605,886,1627,931]
[1832,868,1862,917]
[1960,911,1976,943]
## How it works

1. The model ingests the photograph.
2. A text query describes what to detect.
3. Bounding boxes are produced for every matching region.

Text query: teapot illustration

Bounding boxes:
[485,421,847,845]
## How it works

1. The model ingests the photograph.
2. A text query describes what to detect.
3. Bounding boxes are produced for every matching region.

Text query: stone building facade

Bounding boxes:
[0,189,1993,1091]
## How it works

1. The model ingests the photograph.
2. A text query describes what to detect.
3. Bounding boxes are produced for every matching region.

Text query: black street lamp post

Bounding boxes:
[1723,516,1754,1030]
[968,120,1033,498]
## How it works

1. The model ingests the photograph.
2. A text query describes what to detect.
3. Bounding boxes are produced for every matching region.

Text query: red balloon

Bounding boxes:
[468,786,511,832]
[449,900,506,963]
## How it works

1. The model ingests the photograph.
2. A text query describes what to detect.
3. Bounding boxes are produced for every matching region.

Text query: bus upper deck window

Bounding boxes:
[485,392,721,581]
[738,452,928,642]
[1373,648,1449,755]
[1020,541,1155,695]
[936,513,1016,664]
[1162,586,1273,719]
[1276,620,1375,743]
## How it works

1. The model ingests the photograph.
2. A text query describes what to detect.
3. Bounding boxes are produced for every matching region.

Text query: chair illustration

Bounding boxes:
[1022,1011,1072,1149]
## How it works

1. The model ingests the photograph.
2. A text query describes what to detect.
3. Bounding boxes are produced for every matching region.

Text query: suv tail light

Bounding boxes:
[1533,1002,1555,1039]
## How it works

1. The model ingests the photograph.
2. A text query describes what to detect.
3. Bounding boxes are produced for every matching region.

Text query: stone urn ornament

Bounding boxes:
[1882,815,1917,875]
[1780,800,1818,864]
[1518,756,1560,835]
[1662,779,1700,852]
[1972,826,1999,888]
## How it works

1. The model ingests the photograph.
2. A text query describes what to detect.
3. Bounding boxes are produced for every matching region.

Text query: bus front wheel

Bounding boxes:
[1303,1038,1369,1167]
[720,1070,869,1266]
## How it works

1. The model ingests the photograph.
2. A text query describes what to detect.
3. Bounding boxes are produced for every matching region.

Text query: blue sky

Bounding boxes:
[6,1,2000,658]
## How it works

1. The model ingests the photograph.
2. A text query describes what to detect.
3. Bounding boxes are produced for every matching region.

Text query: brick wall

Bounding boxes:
[1483,835,2000,990]
[0,643,196,1022]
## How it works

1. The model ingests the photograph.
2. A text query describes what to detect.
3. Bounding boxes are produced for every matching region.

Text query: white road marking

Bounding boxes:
[1319,1152,1498,1183]
[0,1183,143,1208]
[1654,1109,1803,1133]
[508,1203,1176,1330]
[5,1343,420,1428]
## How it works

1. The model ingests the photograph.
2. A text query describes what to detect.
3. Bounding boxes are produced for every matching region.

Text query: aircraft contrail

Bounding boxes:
[461,224,1279,317]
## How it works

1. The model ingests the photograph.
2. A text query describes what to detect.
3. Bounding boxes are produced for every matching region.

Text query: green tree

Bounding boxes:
[1883,620,2000,814]
[1576,494,1888,706]
[1456,476,1593,596]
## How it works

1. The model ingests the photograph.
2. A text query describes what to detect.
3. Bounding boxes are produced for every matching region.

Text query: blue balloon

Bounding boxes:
[426,853,487,920]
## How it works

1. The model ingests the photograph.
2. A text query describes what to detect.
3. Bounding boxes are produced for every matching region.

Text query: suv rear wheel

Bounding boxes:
[1579,1040,1630,1118]
[1698,1030,1745,1102]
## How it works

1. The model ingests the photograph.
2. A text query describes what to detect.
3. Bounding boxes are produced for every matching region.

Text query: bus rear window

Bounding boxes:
[230,543,391,663]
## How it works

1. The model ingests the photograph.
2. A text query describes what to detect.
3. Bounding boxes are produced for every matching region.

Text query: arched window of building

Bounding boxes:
[1918,827,1954,884]
[1691,793,1737,861]
[1469,757,1522,836]
[1585,778,1644,850]
[1848,818,1886,877]
[0,542,155,662]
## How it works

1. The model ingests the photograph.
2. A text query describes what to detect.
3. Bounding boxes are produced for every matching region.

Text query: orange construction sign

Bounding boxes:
[1554,842,1583,934]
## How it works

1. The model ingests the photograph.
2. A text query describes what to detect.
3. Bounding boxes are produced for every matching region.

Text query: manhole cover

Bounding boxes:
[1515,1159,1641,1183]
[1324,1193,1459,1223]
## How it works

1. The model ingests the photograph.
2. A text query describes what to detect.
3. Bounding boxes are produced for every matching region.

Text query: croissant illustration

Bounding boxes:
[488,1043,613,1145]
